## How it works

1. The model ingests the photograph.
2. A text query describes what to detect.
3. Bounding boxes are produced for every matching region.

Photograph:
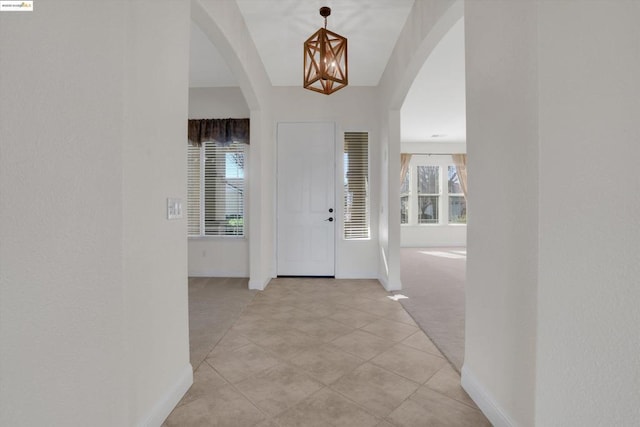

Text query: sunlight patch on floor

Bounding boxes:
[419,250,466,259]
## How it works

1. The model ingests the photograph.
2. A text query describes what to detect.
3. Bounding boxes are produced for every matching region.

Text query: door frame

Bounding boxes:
[276,121,337,277]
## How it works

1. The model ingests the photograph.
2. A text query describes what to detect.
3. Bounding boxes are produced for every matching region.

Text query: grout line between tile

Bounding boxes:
[181,278,487,426]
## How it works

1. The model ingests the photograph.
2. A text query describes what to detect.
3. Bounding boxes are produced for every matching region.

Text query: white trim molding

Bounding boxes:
[188,270,249,278]
[335,271,379,280]
[248,276,271,291]
[139,363,193,427]
[461,364,517,427]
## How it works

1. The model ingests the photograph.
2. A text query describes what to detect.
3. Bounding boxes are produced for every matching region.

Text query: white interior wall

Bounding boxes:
[376,112,392,287]
[194,0,274,290]
[248,107,277,287]
[271,87,380,279]
[123,2,192,425]
[189,87,249,117]
[536,2,640,425]
[464,2,640,426]
[462,2,539,426]
[0,3,128,425]
[0,2,191,426]
[402,141,465,154]
[383,110,402,290]
[188,87,251,277]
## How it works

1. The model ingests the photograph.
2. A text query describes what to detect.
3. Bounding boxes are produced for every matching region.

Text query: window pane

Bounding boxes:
[417,166,439,194]
[225,152,244,178]
[448,165,463,194]
[449,195,466,223]
[401,195,408,224]
[344,132,369,239]
[418,195,439,224]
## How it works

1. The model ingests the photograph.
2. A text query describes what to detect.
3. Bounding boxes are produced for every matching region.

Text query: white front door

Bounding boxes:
[277,122,335,276]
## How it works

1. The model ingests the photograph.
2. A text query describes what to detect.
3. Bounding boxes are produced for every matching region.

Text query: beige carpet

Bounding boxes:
[399,247,466,371]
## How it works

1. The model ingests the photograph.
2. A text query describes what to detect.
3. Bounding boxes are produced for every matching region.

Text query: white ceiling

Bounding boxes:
[235,0,414,86]
[189,1,466,144]
[401,18,466,144]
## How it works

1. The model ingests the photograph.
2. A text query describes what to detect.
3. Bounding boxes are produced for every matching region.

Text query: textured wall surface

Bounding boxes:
[0,3,128,425]
[464,2,640,426]
[122,2,191,424]
[464,1,539,425]
[536,2,640,425]
[0,2,191,426]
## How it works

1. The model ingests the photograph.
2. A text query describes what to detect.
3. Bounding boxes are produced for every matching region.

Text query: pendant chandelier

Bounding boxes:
[303,6,348,95]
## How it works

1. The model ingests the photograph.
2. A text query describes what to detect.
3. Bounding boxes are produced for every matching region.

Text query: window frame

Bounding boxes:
[416,165,441,224]
[401,154,467,227]
[187,141,247,239]
[447,165,467,224]
[343,131,370,240]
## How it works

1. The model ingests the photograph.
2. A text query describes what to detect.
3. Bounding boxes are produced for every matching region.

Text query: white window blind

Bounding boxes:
[188,141,245,237]
[187,144,201,236]
[343,132,370,239]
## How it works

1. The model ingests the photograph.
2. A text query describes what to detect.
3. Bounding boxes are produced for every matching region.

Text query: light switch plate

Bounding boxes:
[167,198,183,220]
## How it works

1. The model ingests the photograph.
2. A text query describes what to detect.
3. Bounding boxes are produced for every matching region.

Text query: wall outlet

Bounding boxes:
[167,198,183,220]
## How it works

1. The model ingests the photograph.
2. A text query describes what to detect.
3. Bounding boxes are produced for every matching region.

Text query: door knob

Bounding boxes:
[328,208,334,213]
[325,217,334,222]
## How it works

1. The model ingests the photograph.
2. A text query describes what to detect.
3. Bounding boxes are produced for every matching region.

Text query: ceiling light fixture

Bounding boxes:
[303,6,348,95]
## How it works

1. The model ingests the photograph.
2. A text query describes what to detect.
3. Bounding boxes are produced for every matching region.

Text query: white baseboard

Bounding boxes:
[187,270,249,278]
[384,281,402,292]
[335,271,378,279]
[378,274,402,292]
[461,365,516,427]
[248,275,271,290]
[377,273,389,290]
[139,363,193,427]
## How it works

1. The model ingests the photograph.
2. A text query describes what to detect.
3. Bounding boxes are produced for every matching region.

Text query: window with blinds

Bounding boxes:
[343,132,370,239]
[187,144,201,236]
[187,141,245,237]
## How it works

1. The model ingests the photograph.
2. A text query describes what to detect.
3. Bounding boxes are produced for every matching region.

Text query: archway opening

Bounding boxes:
[397,17,468,371]
[185,13,256,370]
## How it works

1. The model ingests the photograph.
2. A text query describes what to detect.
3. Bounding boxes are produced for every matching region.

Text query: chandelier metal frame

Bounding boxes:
[303,7,348,95]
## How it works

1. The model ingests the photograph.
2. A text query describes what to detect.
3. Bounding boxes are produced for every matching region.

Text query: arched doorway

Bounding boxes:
[376,0,466,368]
[398,17,467,370]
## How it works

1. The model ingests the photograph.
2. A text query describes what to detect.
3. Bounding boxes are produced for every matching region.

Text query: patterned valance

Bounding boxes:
[188,118,250,146]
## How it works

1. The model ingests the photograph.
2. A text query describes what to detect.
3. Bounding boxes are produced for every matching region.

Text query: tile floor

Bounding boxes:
[188,277,258,369]
[163,278,490,427]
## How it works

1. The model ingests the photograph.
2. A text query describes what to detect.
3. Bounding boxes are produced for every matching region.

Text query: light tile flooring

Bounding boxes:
[164,278,490,427]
